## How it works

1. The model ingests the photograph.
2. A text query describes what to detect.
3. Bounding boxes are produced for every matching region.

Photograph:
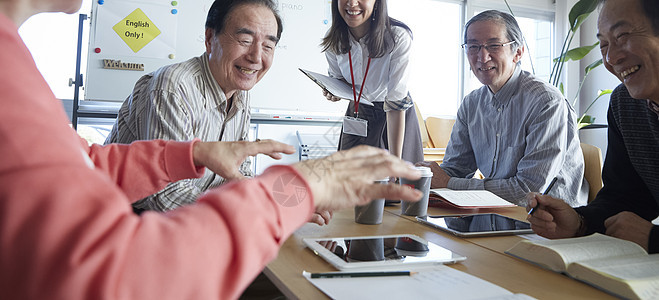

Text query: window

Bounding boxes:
[389,0,554,119]
[19,0,91,100]
[19,1,100,143]
[389,0,463,118]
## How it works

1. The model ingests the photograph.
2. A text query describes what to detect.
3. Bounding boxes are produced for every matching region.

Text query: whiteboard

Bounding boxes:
[84,0,346,113]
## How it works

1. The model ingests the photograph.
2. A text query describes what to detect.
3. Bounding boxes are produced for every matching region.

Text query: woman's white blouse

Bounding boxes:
[325,25,413,112]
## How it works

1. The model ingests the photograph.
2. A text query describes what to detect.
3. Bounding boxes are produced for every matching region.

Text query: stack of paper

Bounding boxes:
[430,189,516,208]
[303,265,535,300]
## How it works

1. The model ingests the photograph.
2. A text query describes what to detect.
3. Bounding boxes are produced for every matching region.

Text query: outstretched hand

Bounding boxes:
[193,140,295,180]
[294,145,423,212]
[526,193,581,239]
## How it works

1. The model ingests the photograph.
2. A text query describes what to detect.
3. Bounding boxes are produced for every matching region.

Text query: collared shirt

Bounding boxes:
[441,66,588,206]
[105,52,252,211]
[325,25,413,112]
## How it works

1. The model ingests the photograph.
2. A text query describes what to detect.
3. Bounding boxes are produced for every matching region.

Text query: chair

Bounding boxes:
[414,104,432,148]
[414,104,443,161]
[580,143,603,203]
[425,117,456,149]
[413,102,457,162]
[421,117,456,163]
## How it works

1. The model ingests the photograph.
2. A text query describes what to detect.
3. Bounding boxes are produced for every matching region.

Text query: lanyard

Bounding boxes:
[348,51,372,116]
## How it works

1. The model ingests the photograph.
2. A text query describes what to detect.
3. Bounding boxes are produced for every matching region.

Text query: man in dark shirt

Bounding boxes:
[527,0,659,253]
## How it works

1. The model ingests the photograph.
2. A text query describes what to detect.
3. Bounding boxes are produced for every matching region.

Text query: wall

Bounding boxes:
[577,3,619,158]
[551,0,614,157]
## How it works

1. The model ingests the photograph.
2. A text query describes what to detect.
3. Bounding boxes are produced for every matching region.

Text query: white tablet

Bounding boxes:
[303,234,466,270]
[416,214,533,237]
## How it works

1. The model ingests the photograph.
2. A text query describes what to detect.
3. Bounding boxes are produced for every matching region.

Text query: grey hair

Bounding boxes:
[463,10,524,53]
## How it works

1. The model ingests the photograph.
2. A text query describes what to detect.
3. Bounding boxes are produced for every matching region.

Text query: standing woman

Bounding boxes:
[321,0,423,164]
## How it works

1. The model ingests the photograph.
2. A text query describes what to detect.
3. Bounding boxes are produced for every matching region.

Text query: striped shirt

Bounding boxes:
[105,53,252,212]
[441,66,588,206]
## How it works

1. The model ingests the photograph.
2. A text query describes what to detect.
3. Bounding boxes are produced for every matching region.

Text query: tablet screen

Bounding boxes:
[418,214,532,236]
[304,234,466,269]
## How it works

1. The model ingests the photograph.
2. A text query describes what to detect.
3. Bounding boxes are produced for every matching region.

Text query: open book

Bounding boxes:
[299,68,373,106]
[429,189,516,208]
[505,233,659,300]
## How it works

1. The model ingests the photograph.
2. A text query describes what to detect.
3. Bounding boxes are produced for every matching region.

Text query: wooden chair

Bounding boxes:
[414,104,432,148]
[580,143,603,203]
[425,117,456,149]
[421,116,456,163]
[414,104,443,161]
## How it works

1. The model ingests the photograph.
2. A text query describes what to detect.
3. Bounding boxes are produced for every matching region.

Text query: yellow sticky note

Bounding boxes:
[113,8,161,53]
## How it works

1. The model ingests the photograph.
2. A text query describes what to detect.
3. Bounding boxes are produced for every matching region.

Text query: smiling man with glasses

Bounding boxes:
[462,40,517,57]
[417,10,588,207]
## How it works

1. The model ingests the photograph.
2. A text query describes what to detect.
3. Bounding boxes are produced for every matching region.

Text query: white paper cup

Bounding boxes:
[354,178,388,224]
[400,167,433,216]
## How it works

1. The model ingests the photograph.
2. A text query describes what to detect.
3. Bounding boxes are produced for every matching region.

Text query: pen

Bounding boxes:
[528,177,558,215]
[310,271,415,279]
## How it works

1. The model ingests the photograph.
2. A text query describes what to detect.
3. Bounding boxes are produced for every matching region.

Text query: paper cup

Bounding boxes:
[400,167,433,216]
[354,178,388,224]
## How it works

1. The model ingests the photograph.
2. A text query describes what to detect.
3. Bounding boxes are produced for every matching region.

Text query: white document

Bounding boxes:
[430,189,515,208]
[299,68,374,106]
[303,265,534,300]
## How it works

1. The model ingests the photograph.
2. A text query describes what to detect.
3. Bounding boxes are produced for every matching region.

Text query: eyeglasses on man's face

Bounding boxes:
[461,41,516,55]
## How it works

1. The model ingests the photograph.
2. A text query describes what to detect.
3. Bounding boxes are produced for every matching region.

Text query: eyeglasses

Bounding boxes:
[461,41,516,55]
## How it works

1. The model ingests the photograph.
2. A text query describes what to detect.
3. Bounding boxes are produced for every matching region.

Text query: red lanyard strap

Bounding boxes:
[348,51,372,116]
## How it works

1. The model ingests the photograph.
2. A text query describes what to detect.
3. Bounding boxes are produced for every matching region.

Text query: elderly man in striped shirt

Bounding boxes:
[105,0,332,226]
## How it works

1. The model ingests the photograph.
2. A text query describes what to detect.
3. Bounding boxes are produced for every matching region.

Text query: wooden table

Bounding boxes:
[264,205,614,299]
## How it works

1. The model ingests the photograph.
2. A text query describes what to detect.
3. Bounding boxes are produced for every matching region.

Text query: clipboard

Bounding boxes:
[299,68,374,106]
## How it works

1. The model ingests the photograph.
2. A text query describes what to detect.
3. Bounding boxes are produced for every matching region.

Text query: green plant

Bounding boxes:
[505,0,612,129]
[577,89,611,127]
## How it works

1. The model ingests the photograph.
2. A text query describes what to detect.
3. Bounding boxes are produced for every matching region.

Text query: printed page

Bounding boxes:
[506,233,646,273]
[430,189,515,208]
[568,255,659,300]
[303,265,514,300]
[572,254,659,279]
[299,69,373,106]
[531,234,646,265]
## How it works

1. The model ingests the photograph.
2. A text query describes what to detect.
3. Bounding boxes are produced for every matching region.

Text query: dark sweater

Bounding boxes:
[575,84,659,253]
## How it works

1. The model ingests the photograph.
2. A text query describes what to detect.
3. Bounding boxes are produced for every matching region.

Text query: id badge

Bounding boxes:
[343,116,368,137]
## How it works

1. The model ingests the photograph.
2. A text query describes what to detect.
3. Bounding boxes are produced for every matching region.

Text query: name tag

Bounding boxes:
[343,116,367,137]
